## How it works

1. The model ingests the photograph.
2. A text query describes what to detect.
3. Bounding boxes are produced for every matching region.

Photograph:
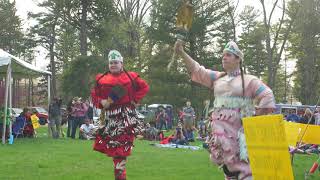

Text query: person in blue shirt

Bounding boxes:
[286,109,300,122]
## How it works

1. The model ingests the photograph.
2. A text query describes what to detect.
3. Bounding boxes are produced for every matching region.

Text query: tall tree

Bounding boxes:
[259,0,297,89]
[55,23,80,71]
[61,56,106,100]
[63,0,115,56]
[288,0,320,104]
[29,0,63,98]
[238,6,267,78]
[0,0,24,55]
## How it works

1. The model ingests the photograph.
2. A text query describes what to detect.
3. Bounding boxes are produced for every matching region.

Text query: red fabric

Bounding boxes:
[160,135,174,144]
[113,158,127,180]
[93,134,135,157]
[104,134,135,157]
[23,123,34,137]
[91,71,149,109]
[93,135,107,153]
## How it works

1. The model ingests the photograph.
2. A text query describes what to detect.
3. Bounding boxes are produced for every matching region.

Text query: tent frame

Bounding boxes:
[1,49,51,144]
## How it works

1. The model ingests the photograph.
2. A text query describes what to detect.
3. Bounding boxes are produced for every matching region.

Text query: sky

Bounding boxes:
[14,0,295,73]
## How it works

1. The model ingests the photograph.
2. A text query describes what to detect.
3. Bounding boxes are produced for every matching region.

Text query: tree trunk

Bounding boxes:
[80,0,88,56]
[50,23,57,99]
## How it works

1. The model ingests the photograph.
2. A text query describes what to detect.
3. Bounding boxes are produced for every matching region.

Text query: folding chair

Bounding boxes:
[12,116,26,138]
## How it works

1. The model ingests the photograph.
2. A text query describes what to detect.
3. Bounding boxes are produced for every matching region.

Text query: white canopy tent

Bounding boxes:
[0,49,51,144]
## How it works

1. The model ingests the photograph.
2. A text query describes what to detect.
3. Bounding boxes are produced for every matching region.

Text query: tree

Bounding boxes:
[61,56,106,100]
[55,23,80,71]
[288,0,320,104]
[29,0,63,98]
[62,0,115,56]
[238,6,267,78]
[0,0,24,55]
[259,0,297,89]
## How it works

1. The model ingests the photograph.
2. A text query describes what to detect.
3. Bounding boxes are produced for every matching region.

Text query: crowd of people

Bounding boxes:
[0,96,98,140]
[142,101,210,145]
[285,107,320,125]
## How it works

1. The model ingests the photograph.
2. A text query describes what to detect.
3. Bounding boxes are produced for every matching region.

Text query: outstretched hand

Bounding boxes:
[174,39,185,55]
[100,99,111,109]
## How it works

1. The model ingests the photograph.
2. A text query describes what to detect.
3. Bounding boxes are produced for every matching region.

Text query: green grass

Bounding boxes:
[0,127,318,180]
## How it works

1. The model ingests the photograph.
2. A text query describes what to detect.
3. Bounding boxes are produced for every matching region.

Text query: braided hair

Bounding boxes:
[240,60,245,97]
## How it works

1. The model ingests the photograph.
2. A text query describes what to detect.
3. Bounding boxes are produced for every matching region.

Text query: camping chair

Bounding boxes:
[12,116,26,138]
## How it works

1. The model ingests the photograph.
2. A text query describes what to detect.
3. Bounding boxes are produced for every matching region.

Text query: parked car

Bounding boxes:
[138,109,154,123]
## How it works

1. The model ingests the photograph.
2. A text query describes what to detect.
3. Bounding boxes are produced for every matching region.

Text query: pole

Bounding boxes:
[2,63,11,144]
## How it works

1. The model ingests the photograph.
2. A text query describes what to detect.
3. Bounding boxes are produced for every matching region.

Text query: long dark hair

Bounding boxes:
[95,69,137,90]
[240,60,245,96]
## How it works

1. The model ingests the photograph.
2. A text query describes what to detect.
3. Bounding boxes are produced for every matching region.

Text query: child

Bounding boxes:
[30,111,40,137]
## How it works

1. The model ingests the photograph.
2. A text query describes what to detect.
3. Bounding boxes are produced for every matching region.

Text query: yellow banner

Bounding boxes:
[243,115,294,180]
[284,122,320,145]
[284,122,301,146]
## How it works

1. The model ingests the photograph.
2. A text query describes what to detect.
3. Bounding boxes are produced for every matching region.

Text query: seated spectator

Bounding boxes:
[170,123,188,145]
[20,108,35,138]
[79,118,96,140]
[144,123,159,141]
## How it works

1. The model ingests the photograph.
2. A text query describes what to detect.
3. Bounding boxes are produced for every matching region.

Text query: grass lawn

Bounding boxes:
[0,127,318,180]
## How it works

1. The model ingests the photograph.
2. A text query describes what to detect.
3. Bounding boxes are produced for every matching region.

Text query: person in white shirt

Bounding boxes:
[80,118,96,140]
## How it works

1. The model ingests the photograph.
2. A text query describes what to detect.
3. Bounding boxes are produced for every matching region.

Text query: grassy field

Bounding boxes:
[0,127,318,180]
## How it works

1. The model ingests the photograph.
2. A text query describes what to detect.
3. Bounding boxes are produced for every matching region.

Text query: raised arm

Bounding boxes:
[174,40,224,88]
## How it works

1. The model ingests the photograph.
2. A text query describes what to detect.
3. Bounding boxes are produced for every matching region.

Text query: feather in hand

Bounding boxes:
[167,0,193,71]
[109,84,127,102]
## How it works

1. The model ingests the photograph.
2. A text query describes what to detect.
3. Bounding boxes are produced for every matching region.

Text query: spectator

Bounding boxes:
[166,106,174,129]
[144,123,159,141]
[30,110,40,137]
[197,117,207,140]
[300,108,315,124]
[49,97,62,138]
[66,100,73,137]
[0,107,11,139]
[286,109,300,122]
[86,99,94,124]
[71,97,88,139]
[79,118,96,140]
[182,101,195,141]
[156,106,168,130]
[170,123,188,145]
[22,108,34,138]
